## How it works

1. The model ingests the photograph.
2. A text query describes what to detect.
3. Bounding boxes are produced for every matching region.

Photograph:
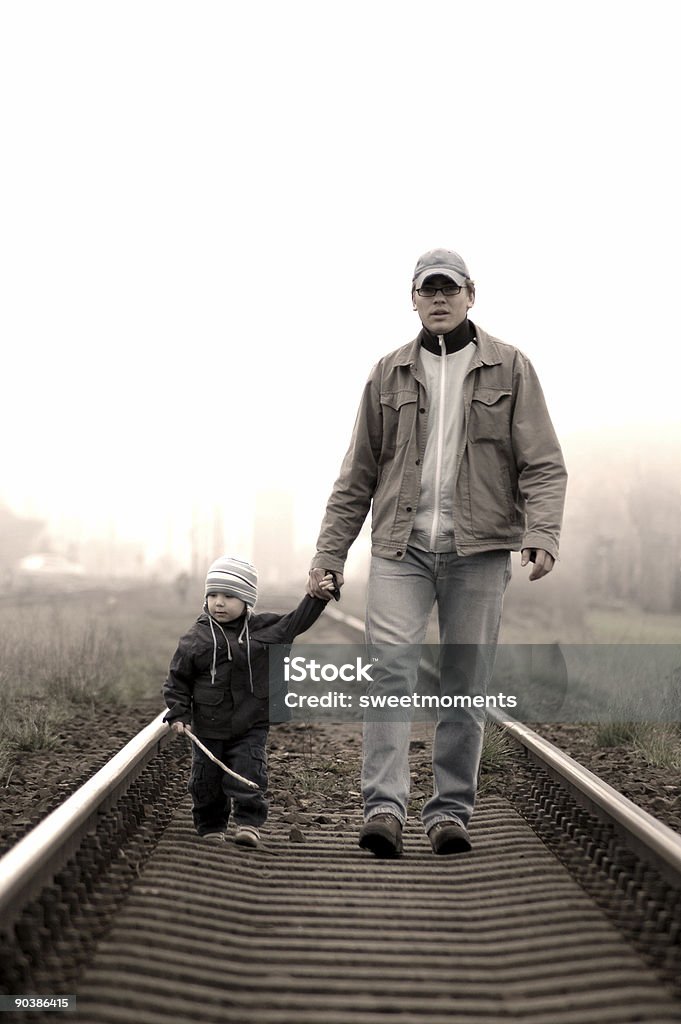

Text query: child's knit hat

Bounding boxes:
[204,555,258,607]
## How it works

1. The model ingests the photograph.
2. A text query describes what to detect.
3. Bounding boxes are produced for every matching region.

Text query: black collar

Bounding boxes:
[419,318,475,355]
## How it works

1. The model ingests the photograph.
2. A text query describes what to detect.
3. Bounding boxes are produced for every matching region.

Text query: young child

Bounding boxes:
[163,555,334,847]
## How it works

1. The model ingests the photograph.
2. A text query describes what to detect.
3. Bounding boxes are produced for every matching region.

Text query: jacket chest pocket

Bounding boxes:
[193,684,225,722]
[468,388,512,444]
[380,390,418,449]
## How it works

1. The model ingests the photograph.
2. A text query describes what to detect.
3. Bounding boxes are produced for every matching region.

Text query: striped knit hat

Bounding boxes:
[204,555,258,607]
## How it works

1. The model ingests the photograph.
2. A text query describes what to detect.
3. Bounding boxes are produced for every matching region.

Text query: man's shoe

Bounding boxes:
[201,831,227,843]
[428,820,472,855]
[358,813,403,858]
[234,825,261,847]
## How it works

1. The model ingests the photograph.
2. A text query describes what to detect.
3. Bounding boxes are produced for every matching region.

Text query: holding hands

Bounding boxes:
[308,568,344,601]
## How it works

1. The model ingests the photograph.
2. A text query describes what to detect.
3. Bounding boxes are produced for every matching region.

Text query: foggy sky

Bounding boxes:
[2,1,679,569]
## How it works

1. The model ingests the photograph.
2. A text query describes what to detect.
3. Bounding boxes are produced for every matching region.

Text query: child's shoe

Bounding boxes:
[201,831,227,843]
[234,825,260,847]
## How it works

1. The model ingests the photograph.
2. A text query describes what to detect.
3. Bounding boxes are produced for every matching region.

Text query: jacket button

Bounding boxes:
[396,550,403,557]
[406,506,412,512]
[419,407,426,413]
[415,459,420,465]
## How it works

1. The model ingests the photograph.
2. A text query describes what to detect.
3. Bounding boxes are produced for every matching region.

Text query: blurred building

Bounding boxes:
[253,489,299,584]
[0,503,47,586]
[76,535,147,578]
[562,437,681,614]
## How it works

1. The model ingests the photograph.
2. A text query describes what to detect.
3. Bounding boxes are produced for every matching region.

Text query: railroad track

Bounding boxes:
[1,604,681,1023]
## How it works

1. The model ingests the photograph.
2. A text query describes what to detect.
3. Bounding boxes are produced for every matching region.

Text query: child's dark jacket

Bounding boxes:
[163,595,326,740]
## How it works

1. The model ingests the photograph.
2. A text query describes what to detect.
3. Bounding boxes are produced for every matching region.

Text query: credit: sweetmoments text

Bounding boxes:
[280,655,517,711]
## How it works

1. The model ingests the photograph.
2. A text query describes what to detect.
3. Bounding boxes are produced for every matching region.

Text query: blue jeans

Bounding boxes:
[362,546,511,831]
[188,726,269,834]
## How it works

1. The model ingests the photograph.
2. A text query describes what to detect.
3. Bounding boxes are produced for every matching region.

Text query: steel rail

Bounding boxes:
[0,710,171,927]
[489,710,681,886]
[324,603,681,887]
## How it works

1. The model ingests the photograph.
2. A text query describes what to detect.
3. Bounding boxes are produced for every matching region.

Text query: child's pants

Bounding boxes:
[188,726,268,835]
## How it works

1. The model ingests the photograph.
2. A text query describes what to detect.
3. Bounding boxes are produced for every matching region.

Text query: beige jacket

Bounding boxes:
[311,324,567,571]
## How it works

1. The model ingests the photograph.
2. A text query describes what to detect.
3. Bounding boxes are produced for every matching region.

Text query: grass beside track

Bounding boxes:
[0,584,196,782]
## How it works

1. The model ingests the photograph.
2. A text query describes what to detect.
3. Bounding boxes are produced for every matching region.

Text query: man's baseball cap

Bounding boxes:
[412,248,470,290]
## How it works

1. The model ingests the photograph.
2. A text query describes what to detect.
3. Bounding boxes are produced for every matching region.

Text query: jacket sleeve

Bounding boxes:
[311,372,383,573]
[511,353,568,559]
[257,595,329,645]
[162,641,194,725]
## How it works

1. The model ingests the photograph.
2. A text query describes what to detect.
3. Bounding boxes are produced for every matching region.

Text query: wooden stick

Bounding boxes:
[182,727,260,790]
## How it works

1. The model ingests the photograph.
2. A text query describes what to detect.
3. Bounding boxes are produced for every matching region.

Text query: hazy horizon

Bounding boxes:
[3,2,680,575]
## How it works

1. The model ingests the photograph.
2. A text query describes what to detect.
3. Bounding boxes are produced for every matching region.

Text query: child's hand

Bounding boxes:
[308,568,344,600]
[319,572,341,602]
[170,721,188,734]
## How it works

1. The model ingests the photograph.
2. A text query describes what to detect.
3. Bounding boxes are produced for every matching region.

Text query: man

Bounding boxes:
[307,248,567,857]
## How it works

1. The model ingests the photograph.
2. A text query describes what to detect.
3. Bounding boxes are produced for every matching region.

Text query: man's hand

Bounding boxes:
[307,567,345,599]
[521,548,555,581]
